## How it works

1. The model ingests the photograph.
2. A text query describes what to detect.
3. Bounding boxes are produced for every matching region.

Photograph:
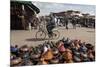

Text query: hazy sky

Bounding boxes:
[32,1,95,16]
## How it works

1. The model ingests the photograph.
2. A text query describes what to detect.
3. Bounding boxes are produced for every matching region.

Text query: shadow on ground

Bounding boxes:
[26,38,49,41]
[87,31,95,33]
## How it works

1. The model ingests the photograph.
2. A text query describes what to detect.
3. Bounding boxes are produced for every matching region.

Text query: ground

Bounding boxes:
[11,27,95,47]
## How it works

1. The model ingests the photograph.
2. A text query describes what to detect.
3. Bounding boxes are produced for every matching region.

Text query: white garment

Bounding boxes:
[43,45,51,53]
[43,46,48,53]
[54,18,57,23]
[29,23,31,31]
[58,19,60,23]
[47,45,51,50]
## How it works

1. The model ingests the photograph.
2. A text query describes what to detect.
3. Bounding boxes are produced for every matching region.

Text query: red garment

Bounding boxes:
[58,43,66,52]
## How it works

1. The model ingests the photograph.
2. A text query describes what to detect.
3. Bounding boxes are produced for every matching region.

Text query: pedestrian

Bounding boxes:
[64,16,69,29]
[72,18,77,29]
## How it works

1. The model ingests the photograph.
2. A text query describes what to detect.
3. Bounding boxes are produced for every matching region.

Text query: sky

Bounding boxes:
[32,1,95,16]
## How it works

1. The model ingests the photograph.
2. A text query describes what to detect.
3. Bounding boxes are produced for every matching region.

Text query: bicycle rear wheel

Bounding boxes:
[35,31,46,40]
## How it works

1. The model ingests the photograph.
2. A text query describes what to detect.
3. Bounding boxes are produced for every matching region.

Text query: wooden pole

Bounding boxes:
[22,5,26,30]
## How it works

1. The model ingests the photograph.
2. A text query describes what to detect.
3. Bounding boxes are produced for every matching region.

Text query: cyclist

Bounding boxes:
[46,13,56,38]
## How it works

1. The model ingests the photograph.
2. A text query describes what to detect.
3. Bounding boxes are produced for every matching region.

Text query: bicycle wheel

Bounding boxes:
[35,31,46,40]
[52,30,60,39]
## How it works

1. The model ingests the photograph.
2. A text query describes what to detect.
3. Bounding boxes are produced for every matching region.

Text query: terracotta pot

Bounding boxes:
[31,53,40,59]
[73,56,81,62]
[11,57,22,65]
[37,58,48,65]
[50,59,59,64]
[52,48,59,55]
[41,50,53,60]
[20,47,29,52]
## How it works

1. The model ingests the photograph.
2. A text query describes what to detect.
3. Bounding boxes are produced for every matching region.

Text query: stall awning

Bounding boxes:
[11,1,40,14]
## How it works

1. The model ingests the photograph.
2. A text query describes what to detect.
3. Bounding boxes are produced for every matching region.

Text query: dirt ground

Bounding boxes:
[11,27,95,47]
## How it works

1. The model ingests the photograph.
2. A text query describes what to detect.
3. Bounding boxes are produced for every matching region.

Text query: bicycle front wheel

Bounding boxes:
[52,30,60,39]
[35,31,46,40]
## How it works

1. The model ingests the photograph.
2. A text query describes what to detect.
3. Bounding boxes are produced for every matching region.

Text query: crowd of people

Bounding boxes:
[10,37,95,66]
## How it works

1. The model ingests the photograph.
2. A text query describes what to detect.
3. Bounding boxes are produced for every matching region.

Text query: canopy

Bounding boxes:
[11,1,40,14]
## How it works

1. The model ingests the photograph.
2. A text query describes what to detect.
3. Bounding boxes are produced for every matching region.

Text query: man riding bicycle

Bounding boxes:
[46,13,56,38]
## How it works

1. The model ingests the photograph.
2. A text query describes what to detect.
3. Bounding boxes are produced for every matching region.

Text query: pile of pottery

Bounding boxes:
[10,37,95,66]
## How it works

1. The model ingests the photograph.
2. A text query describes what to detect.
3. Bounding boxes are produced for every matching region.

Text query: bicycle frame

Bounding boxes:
[36,24,60,39]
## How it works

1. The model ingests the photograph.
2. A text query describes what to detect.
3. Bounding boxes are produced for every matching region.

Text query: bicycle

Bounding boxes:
[35,25,60,40]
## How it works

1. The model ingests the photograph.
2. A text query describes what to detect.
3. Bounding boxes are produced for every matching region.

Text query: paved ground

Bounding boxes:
[11,27,95,47]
